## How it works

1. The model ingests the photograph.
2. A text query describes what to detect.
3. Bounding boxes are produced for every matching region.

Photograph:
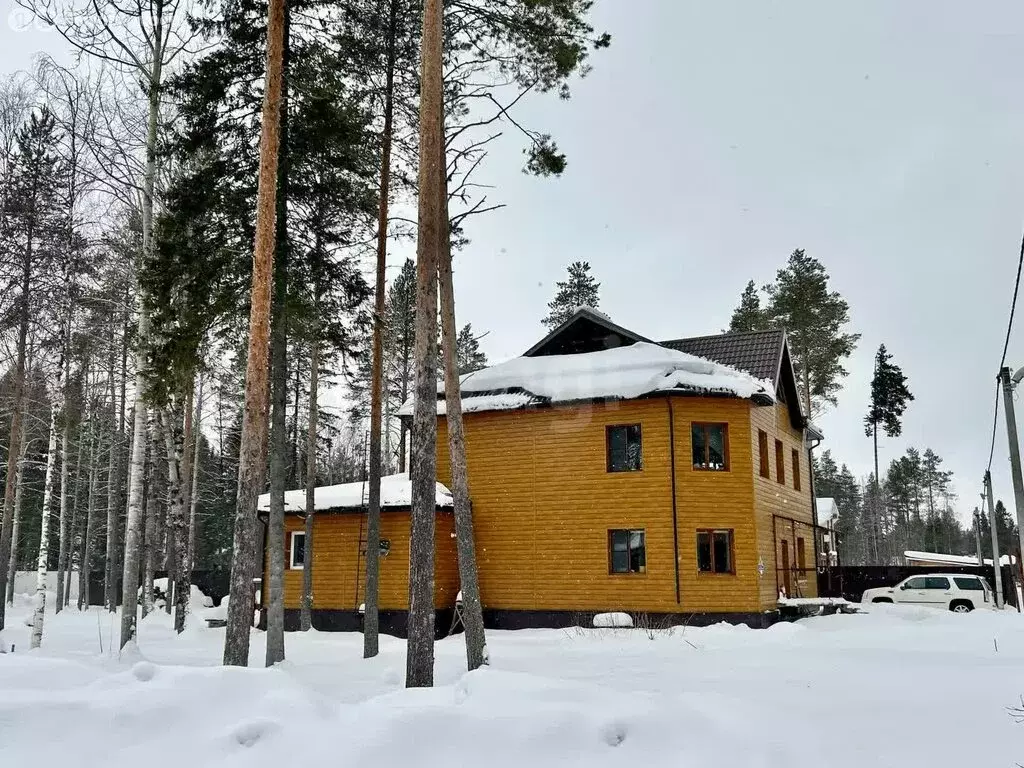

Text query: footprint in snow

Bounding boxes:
[231,719,279,748]
[600,720,627,747]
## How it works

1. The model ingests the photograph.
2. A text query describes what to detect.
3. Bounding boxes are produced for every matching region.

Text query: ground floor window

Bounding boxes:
[289,531,306,569]
[609,529,646,574]
[697,529,734,574]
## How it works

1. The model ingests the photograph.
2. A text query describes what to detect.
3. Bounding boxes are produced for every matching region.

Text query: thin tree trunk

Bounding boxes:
[5,436,29,607]
[80,420,99,610]
[364,0,399,660]
[223,0,287,668]
[63,428,84,610]
[31,407,59,649]
[104,321,119,611]
[55,397,72,613]
[290,363,300,487]
[158,407,190,633]
[438,158,487,671]
[407,0,444,689]
[188,373,203,571]
[142,437,156,618]
[181,379,194,568]
[301,334,318,632]
[0,227,32,632]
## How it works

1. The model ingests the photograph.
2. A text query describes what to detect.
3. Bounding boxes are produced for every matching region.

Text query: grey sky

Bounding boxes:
[5,1,1024,521]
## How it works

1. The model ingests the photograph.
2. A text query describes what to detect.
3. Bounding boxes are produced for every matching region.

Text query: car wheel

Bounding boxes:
[872,598,893,603]
[950,601,973,613]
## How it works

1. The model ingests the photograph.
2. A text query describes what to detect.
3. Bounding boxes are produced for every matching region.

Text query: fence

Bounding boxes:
[85,570,231,607]
[817,565,1019,609]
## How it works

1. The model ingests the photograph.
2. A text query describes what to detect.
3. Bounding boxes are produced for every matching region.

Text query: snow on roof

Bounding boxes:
[903,550,1017,567]
[257,473,453,514]
[398,341,774,417]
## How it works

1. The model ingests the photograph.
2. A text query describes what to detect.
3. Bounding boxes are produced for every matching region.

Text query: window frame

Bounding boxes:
[605,424,644,473]
[792,449,801,491]
[775,439,785,485]
[692,422,730,472]
[607,528,647,575]
[289,530,306,570]
[758,430,770,478]
[696,528,736,575]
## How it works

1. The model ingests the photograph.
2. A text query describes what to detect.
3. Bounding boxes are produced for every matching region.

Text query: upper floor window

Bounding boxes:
[775,439,785,484]
[792,449,801,491]
[758,430,770,478]
[692,423,728,470]
[606,425,643,472]
[609,529,646,574]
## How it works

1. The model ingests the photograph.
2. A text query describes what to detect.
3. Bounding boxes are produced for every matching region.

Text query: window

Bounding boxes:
[696,529,734,574]
[924,576,951,590]
[289,531,306,570]
[954,577,983,591]
[902,577,928,590]
[796,537,806,571]
[758,430,769,478]
[792,449,801,491]
[775,439,785,484]
[609,529,646,574]
[692,423,729,471]
[606,425,643,472]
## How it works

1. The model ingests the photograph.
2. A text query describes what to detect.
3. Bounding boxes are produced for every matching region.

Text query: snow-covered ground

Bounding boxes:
[2,591,1023,767]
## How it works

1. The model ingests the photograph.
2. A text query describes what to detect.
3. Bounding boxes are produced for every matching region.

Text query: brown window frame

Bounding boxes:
[792,449,801,491]
[608,529,647,575]
[606,424,643,473]
[692,422,730,471]
[696,528,736,575]
[758,430,770,478]
[775,439,785,485]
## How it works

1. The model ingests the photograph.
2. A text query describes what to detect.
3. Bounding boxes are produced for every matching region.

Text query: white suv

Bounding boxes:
[861,574,995,612]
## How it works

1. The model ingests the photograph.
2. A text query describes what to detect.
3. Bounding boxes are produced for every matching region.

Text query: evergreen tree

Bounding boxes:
[864,344,913,465]
[542,260,601,329]
[455,324,488,374]
[728,280,765,333]
[763,250,860,417]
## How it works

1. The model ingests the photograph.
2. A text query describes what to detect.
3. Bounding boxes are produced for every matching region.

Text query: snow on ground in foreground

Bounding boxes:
[2,599,1023,767]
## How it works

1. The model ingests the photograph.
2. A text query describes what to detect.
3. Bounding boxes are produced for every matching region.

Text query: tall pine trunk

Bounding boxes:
[223,0,287,667]
[406,0,444,689]
[437,159,487,671]
[31,407,60,649]
[5,436,29,606]
[301,333,318,632]
[364,0,399,660]
[0,225,32,632]
[265,0,291,669]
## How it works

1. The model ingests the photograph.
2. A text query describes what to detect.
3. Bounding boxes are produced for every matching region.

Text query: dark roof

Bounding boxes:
[524,307,651,357]
[660,329,786,384]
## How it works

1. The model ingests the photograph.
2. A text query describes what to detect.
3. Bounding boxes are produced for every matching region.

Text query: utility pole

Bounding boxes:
[1000,366,1024,586]
[974,508,984,567]
[985,471,1004,609]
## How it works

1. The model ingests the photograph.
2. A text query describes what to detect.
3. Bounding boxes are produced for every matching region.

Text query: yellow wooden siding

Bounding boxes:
[750,401,817,608]
[269,511,458,611]
[437,397,763,614]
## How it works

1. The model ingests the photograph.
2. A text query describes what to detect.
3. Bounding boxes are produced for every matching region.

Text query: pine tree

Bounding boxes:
[455,324,488,374]
[763,250,860,417]
[542,261,600,329]
[728,280,765,333]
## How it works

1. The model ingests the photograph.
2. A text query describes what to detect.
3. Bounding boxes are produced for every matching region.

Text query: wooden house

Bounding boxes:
[263,308,823,633]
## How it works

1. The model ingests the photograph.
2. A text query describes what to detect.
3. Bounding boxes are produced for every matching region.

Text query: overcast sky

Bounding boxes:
[5,1,1024,521]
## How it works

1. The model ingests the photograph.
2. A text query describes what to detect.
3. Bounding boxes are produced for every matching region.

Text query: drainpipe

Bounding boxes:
[667,398,680,604]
